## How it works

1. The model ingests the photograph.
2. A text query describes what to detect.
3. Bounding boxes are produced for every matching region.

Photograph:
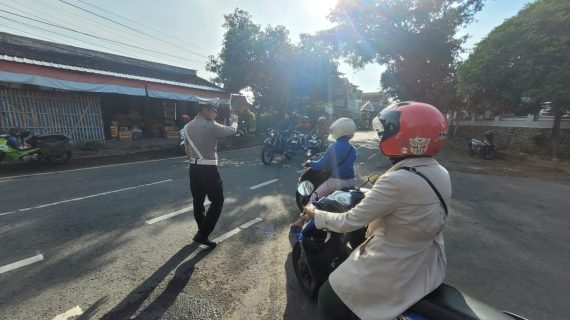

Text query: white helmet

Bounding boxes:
[330,117,356,140]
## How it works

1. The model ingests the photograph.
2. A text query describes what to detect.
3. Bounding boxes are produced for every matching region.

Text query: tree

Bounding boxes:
[206,9,260,93]
[208,9,344,116]
[458,0,570,158]
[322,0,484,110]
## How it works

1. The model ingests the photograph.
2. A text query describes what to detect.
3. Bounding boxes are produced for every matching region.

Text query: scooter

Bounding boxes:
[292,174,528,320]
[295,157,327,212]
[467,131,494,160]
[0,128,72,165]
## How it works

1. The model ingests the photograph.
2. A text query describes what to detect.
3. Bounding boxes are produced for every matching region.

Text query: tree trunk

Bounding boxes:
[551,107,562,160]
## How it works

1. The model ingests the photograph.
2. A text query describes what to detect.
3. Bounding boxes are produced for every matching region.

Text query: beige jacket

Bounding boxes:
[314,157,452,320]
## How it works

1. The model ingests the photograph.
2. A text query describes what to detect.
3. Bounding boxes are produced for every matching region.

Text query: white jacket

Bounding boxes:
[314,157,452,320]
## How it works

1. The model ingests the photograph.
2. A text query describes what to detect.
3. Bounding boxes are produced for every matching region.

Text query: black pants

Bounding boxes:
[318,280,359,320]
[189,164,224,238]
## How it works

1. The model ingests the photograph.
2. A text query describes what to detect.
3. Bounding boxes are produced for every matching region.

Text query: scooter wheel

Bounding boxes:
[292,242,319,299]
[261,145,274,165]
[48,151,71,164]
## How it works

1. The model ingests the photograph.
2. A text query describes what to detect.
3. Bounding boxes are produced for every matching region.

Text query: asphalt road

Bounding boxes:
[0,131,568,320]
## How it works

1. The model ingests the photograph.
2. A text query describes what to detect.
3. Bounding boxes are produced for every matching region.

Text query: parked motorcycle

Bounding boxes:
[261,129,294,165]
[467,131,494,160]
[0,128,72,165]
[233,120,249,146]
[175,127,186,155]
[292,174,528,320]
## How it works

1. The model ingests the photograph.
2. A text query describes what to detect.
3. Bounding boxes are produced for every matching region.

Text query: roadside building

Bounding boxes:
[0,32,229,143]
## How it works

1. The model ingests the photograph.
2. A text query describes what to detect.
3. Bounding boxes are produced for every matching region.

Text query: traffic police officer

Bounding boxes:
[184,99,238,248]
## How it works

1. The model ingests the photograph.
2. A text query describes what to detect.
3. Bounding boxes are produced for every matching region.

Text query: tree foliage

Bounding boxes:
[458,0,570,157]
[458,0,570,113]
[207,8,343,114]
[322,0,484,110]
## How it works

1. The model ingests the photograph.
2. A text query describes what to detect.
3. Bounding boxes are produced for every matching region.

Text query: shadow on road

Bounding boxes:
[101,243,211,320]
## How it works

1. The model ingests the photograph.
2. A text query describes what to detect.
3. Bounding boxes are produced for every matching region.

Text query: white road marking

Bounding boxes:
[145,201,211,225]
[0,254,44,274]
[212,227,241,243]
[53,306,83,320]
[368,153,377,160]
[199,218,263,249]
[249,179,279,190]
[0,145,263,181]
[0,157,186,181]
[240,217,263,229]
[0,179,173,217]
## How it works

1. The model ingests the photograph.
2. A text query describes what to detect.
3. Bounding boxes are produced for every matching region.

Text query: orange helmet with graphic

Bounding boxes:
[372,101,448,157]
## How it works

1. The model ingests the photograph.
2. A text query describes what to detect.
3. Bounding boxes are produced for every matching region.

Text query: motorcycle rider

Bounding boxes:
[303,102,452,320]
[291,117,357,230]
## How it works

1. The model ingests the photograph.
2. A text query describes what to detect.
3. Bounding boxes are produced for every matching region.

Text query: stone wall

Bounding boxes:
[454,125,570,159]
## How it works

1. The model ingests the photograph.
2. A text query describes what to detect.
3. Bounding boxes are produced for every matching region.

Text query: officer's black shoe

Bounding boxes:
[193,232,217,248]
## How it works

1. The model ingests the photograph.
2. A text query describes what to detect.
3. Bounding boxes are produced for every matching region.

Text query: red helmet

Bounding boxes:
[372,101,448,157]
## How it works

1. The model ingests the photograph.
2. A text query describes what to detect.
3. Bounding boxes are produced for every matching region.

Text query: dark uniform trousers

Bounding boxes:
[189,164,224,237]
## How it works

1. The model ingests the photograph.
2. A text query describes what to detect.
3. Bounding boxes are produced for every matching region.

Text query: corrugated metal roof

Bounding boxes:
[0,55,224,92]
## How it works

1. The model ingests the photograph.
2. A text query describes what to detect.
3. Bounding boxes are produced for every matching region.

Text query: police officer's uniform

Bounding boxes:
[184,102,236,247]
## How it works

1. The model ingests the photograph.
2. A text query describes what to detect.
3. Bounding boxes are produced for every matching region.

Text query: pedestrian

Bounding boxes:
[184,99,238,248]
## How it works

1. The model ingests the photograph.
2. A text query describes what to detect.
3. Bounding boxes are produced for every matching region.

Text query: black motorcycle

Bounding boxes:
[467,131,494,160]
[261,129,298,165]
[294,157,327,212]
[292,174,528,320]
[233,120,249,146]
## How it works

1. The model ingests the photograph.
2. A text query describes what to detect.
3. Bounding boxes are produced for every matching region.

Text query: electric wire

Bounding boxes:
[58,0,210,59]
[74,0,215,55]
[0,9,200,62]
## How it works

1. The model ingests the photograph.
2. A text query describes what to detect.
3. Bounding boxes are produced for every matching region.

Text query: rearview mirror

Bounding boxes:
[368,174,381,185]
[297,181,315,197]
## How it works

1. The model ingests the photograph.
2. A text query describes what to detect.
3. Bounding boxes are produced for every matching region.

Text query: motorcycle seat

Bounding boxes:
[407,283,514,320]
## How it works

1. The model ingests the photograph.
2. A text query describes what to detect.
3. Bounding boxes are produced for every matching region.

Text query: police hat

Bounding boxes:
[201,99,220,112]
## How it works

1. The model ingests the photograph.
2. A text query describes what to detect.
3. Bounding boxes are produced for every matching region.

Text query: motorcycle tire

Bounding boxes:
[292,242,319,299]
[48,151,71,164]
[483,148,494,160]
[284,150,293,160]
[261,145,274,165]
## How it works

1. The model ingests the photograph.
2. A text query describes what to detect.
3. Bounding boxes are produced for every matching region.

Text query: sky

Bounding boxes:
[0,0,531,93]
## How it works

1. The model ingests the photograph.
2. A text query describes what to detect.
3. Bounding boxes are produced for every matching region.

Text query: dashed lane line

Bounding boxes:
[0,179,173,217]
[145,201,211,225]
[0,253,44,274]
[0,157,186,181]
[53,306,83,320]
[249,179,279,190]
[199,217,264,249]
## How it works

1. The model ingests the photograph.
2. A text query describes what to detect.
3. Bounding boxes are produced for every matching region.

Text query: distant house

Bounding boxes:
[0,32,229,142]
[361,92,388,114]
